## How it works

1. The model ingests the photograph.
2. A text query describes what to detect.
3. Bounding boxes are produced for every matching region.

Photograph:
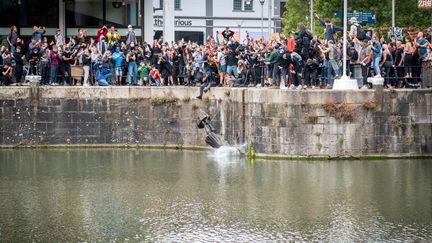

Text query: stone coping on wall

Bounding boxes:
[1,86,431,105]
[0,144,430,160]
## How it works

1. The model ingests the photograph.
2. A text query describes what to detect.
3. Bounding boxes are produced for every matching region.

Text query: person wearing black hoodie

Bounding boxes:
[13,46,25,85]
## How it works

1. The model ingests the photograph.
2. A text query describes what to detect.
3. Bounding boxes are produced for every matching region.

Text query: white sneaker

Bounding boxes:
[296,85,303,90]
[288,84,295,90]
[361,85,368,90]
[311,85,316,90]
[281,86,288,90]
[256,84,262,87]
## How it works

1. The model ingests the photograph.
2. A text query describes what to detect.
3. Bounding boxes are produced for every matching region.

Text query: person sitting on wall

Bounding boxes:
[95,50,113,86]
[138,61,151,86]
[194,65,210,99]
[0,63,13,85]
[149,66,161,86]
[29,47,40,76]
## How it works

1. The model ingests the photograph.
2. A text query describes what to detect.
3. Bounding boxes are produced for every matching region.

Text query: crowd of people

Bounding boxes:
[1,17,431,97]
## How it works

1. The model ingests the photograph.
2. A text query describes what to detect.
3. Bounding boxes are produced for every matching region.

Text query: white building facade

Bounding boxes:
[0,0,283,44]
[153,0,283,43]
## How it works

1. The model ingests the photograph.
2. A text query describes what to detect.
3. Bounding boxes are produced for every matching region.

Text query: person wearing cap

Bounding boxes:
[349,17,359,39]
[55,28,64,47]
[125,25,137,46]
[349,17,364,62]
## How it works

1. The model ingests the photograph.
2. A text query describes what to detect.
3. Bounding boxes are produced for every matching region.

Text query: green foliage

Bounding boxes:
[150,96,177,106]
[282,0,432,35]
[247,143,256,160]
[282,0,310,34]
[316,142,323,151]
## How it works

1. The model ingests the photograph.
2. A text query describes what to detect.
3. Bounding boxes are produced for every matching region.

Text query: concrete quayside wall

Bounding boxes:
[0,86,431,158]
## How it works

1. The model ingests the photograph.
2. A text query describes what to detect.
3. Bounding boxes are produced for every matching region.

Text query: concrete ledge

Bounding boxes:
[0,87,430,103]
[0,144,209,152]
[254,153,432,160]
[0,145,430,160]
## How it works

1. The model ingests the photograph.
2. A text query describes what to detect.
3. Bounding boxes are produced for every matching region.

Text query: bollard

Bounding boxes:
[27,75,41,100]
[352,64,363,88]
[367,77,384,112]
[27,76,41,120]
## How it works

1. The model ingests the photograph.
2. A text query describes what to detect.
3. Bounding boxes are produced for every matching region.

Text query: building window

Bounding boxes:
[106,0,139,27]
[175,0,181,10]
[66,0,103,27]
[233,0,242,11]
[0,0,59,27]
[244,0,253,11]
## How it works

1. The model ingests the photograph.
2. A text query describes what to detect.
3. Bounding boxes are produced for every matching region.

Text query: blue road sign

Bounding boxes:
[334,12,377,24]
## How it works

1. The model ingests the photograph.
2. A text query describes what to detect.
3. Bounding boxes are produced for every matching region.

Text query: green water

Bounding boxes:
[0,149,431,242]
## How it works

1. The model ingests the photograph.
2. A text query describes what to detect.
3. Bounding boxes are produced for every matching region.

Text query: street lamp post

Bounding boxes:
[392,0,396,43]
[310,0,314,33]
[332,0,359,90]
[260,0,265,37]
[268,0,272,37]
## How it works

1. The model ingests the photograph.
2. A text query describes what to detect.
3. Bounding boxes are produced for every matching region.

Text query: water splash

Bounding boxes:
[208,144,248,163]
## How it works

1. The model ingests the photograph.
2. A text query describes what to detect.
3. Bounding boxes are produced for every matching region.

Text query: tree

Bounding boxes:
[282,0,431,35]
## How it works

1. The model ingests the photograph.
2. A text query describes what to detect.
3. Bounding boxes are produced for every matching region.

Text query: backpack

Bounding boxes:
[334,48,341,60]
[356,25,366,41]
[348,46,358,61]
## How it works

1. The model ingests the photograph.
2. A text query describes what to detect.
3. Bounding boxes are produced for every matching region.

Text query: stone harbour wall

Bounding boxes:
[0,86,431,158]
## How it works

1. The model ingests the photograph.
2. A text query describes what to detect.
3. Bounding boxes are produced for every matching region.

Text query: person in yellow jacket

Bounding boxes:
[106,26,121,45]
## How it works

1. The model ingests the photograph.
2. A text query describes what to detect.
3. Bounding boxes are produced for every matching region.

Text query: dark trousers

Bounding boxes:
[304,67,318,86]
[272,66,281,86]
[251,66,261,85]
[63,64,72,85]
[15,65,23,84]
[30,60,38,75]
[384,65,396,86]
[293,65,301,86]
[41,64,49,85]
[198,81,214,98]
[361,64,370,86]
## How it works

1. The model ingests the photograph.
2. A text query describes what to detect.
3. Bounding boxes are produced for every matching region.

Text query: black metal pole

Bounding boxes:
[102,0,106,26]
[340,0,344,28]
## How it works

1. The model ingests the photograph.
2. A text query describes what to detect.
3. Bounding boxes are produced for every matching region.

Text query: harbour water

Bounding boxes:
[0,149,431,241]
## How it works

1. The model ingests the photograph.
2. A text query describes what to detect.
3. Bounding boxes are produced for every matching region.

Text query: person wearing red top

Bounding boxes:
[97,26,108,42]
[149,67,161,86]
[287,34,296,52]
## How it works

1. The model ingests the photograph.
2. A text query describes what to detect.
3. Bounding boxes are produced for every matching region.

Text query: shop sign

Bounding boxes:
[154,18,193,27]
[418,0,432,9]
